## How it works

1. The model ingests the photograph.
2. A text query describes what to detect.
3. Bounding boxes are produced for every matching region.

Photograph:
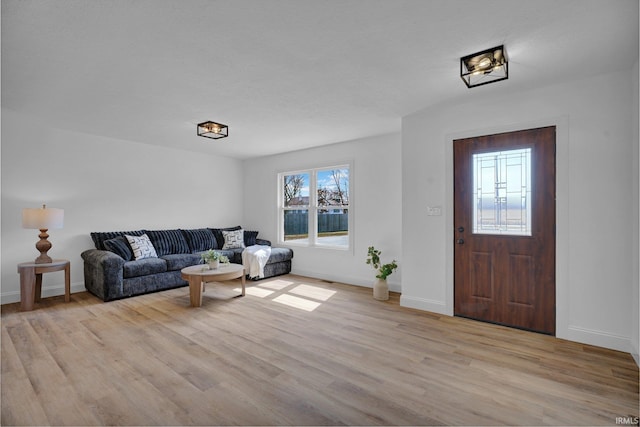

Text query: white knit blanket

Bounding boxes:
[242,245,272,279]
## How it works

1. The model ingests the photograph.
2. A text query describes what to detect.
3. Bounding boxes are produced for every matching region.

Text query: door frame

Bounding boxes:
[444,116,569,338]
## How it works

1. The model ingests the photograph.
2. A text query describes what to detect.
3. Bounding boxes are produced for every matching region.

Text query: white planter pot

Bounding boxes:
[373,278,389,301]
[207,260,219,269]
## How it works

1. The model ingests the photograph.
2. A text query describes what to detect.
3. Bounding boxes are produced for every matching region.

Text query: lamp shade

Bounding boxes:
[22,205,64,230]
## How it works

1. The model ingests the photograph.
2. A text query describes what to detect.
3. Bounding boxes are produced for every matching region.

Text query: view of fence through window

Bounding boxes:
[282,167,349,247]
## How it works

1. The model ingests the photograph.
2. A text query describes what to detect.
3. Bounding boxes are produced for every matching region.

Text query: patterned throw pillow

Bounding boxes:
[222,229,245,249]
[211,226,241,248]
[125,234,158,260]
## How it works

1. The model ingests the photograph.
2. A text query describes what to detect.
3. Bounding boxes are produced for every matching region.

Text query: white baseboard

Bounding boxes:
[289,269,401,293]
[1,282,86,305]
[398,297,635,356]
[399,294,448,315]
[566,325,632,354]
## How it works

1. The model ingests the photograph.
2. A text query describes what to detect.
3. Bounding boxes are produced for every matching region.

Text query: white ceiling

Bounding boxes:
[2,0,638,159]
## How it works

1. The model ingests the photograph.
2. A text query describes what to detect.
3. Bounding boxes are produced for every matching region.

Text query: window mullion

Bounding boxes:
[310,169,318,246]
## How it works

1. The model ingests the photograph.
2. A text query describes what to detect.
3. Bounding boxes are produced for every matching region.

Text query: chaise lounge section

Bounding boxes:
[81,226,293,302]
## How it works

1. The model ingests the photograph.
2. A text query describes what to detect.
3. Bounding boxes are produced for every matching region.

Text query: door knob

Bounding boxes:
[456,238,465,244]
[457,226,464,233]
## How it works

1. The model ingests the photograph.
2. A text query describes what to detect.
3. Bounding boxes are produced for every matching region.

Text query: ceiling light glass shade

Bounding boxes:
[460,45,508,88]
[197,121,228,139]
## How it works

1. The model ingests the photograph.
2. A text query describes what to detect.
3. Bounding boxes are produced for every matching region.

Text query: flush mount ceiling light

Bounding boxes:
[460,45,508,88]
[197,121,228,139]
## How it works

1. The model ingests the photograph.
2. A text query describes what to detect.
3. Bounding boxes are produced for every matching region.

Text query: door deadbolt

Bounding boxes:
[457,226,464,233]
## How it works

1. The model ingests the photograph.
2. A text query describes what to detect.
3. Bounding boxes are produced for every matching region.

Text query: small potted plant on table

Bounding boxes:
[366,246,398,301]
[200,249,229,270]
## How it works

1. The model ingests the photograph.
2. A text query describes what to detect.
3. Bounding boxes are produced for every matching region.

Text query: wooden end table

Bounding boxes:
[17,259,70,311]
[180,263,245,307]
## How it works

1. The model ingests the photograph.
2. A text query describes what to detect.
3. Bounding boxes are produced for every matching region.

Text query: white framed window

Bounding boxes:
[278,164,351,249]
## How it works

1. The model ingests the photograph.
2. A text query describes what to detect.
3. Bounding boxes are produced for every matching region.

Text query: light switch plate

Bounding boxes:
[427,206,442,216]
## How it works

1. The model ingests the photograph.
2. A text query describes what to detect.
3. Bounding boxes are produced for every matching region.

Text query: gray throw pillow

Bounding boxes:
[103,236,133,261]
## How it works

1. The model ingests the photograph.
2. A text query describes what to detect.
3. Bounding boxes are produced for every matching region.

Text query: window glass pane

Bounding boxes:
[317,208,349,246]
[283,173,309,242]
[472,148,531,236]
[316,168,349,247]
[284,210,308,242]
[316,168,349,207]
[283,173,309,208]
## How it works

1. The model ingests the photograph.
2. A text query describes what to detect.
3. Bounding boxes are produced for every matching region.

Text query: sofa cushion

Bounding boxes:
[146,229,190,256]
[123,271,187,297]
[210,226,241,249]
[228,249,244,264]
[255,238,272,246]
[222,229,245,249]
[103,236,133,261]
[126,234,158,260]
[257,260,292,280]
[182,228,218,252]
[194,249,238,264]
[91,230,145,250]
[267,247,294,264]
[161,254,201,271]
[123,258,167,278]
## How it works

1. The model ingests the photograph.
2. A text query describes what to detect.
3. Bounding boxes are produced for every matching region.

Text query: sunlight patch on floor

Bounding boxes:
[259,279,295,290]
[245,279,337,312]
[236,287,274,298]
[289,284,336,301]
[272,294,321,312]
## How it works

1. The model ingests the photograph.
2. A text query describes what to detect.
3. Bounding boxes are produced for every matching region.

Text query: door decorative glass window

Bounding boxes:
[472,148,532,236]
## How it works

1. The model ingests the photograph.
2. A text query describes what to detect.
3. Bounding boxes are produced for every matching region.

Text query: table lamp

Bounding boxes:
[22,204,64,264]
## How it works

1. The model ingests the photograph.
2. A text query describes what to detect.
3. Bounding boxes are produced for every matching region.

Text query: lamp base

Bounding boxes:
[35,254,53,264]
[34,229,53,264]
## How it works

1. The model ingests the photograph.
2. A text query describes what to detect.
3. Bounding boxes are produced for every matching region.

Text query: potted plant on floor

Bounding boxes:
[366,246,398,301]
[201,250,229,270]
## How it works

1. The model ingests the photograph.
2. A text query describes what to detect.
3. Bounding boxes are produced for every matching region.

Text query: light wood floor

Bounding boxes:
[2,274,638,426]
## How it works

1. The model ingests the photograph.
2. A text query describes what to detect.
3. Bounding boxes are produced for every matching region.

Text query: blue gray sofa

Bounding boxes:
[81,226,293,302]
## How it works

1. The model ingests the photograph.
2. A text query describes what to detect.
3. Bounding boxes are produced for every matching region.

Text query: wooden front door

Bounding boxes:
[454,126,556,335]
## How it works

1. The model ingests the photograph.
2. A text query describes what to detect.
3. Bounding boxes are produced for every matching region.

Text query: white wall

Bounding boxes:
[242,133,402,290]
[1,108,245,303]
[402,69,635,353]
[632,58,639,365]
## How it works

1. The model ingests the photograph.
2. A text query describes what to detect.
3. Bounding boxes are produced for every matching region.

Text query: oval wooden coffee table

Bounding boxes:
[180,263,245,307]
